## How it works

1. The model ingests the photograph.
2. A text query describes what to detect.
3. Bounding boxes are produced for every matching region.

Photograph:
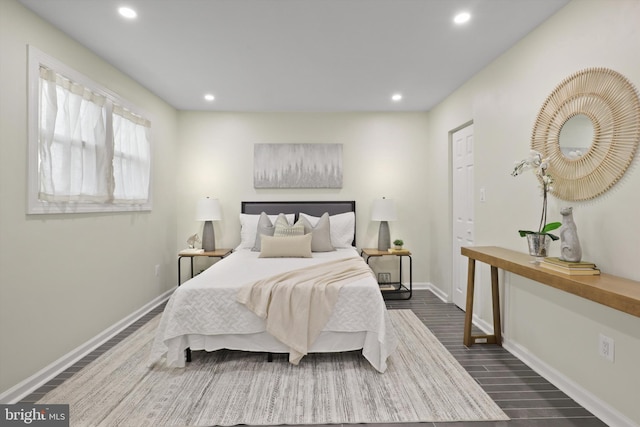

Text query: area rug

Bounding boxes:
[38,309,508,426]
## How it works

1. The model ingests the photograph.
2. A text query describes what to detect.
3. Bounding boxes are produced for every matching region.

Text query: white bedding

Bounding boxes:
[149,247,397,372]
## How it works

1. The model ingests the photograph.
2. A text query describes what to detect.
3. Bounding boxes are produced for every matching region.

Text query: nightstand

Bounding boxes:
[178,249,232,285]
[361,248,412,299]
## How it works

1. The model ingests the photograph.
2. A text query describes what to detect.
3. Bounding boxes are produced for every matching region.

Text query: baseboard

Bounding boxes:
[472,315,495,336]
[503,337,638,427]
[421,282,449,302]
[0,287,175,404]
[412,281,430,290]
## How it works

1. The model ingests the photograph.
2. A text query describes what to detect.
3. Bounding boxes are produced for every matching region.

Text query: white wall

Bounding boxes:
[426,0,640,424]
[176,112,430,281]
[0,0,178,395]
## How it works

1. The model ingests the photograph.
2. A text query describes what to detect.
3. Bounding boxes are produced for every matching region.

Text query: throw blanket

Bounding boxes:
[236,256,375,365]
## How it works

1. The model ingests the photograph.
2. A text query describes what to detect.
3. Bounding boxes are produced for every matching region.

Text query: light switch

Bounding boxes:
[480,187,486,203]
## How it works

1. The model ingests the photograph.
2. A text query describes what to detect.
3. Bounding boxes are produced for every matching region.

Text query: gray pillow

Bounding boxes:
[300,212,335,252]
[252,212,288,251]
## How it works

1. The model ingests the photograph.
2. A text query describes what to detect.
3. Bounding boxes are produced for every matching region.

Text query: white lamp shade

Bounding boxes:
[196,197,221,221]
[371,198,397,221]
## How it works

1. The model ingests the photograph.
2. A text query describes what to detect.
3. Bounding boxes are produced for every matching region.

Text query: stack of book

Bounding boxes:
[540,257,600,275]
[179,248,204,255]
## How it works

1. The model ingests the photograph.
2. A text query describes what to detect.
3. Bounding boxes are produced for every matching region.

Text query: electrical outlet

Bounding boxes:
[598,333,615,362]
[378,272,391,283]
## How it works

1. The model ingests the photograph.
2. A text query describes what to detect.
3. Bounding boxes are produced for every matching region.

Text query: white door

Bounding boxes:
[452,124,475,310]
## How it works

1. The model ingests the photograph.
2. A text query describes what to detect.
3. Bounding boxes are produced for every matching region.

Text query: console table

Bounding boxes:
[461,246,640,347]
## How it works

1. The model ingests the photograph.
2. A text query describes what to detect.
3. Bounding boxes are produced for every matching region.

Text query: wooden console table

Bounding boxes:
[461,246,640,347]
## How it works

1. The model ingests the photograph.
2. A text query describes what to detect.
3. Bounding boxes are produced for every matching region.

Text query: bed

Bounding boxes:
[149,201,398,372]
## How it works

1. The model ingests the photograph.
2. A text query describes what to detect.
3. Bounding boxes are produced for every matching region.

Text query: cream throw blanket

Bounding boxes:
[236,256,375,364]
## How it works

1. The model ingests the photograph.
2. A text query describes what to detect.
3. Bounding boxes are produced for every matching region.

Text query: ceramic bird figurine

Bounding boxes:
[187,233,201,249]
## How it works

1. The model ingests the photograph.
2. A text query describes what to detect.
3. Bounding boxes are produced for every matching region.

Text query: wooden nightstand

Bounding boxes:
[361,248,412,299]
[178,249,232,285]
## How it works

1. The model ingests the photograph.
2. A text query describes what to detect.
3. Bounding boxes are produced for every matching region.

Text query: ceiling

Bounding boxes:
[18,0,569,112]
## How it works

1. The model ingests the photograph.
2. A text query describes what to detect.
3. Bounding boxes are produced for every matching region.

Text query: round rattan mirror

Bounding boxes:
[531,67,640,201]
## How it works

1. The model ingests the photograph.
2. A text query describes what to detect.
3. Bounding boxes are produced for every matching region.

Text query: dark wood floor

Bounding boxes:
[380,290,608,427]
[22,290,608,427]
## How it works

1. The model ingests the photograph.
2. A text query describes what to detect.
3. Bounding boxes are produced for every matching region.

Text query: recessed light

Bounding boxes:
[454,12,471,25]
[118,7,137,19]
[391,93,403,102]
[204,94,215,102]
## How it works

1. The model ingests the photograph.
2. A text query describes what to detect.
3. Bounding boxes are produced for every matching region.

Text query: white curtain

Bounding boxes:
[38,66,151,206]
[112,106,151,203]
[39,66,108,202]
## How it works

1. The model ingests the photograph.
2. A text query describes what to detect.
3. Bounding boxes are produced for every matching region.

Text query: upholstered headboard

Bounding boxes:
[241,201,356,246]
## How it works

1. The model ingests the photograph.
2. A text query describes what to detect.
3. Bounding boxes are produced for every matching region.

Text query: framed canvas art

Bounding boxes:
[254,143,343,189]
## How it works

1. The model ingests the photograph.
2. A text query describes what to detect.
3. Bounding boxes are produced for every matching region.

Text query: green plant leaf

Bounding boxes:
[542,222,561,233]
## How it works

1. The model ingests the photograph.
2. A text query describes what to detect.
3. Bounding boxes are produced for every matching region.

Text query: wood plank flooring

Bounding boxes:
[21,290,608,427]
[381,290,607,427]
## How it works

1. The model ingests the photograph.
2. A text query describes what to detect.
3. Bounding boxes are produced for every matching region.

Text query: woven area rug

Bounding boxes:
[39,309,508,426]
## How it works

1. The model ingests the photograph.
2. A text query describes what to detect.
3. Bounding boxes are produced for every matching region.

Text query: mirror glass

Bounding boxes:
[558,114,594,159]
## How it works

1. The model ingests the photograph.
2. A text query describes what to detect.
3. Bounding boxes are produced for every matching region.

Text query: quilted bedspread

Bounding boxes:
[148,248,397,372]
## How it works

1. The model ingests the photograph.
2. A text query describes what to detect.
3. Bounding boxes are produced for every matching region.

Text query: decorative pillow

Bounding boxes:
[259,234,312,258]
[300,212,335,252]
[300,211,355,248]
[237,213,294,250]
[252,212,289,252]
[274,215,305,237]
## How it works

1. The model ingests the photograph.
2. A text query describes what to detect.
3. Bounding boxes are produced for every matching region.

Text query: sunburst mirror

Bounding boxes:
[531,67,640,201]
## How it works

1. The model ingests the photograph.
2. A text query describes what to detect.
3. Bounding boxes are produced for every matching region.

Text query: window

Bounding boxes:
[28,46,152,214]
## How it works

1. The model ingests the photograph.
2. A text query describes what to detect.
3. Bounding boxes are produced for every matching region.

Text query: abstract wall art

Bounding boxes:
[253,143,343,188]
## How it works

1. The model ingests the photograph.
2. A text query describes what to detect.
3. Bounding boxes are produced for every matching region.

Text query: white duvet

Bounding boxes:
[149,247,397,372]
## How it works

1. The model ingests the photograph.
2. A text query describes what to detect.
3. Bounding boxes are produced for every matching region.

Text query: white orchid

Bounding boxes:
[512,150,547,177]
[512,150,561,240]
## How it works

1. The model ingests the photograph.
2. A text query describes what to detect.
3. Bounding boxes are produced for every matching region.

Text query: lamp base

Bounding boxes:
[377,221,390,251]
[202,221,216,251]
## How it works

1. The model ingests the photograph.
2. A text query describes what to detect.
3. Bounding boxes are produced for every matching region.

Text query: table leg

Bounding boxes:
[463,259,502,346]
[491,265,502,346]
[408,255,412,299]
[463,258,476,346]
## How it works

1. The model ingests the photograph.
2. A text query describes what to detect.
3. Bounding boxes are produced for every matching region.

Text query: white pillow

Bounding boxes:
[259,234,312,258]
[299,211,355,248]
[237,213,294,250]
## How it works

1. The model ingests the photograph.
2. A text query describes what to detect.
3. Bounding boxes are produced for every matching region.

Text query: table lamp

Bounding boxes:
[371,197,397,251]
[196,197,221,251]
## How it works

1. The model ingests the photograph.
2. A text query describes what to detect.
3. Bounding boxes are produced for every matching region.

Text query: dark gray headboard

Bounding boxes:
[241,201,356,245]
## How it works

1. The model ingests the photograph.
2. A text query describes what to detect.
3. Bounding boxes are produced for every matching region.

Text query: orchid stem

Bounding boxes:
[538,186,547,234]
